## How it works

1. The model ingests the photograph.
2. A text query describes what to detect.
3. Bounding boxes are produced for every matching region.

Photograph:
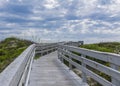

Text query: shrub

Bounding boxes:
[0,37,33,72]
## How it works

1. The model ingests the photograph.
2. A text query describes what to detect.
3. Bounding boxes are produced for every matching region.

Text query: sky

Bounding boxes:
[0,0,120,43]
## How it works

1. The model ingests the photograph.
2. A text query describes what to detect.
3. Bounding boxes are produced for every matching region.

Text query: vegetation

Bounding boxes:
[34,54,41,59]
[79,42,120,86]
[0,37,33,72]
[80,42,120,67]
[80,42,120,54]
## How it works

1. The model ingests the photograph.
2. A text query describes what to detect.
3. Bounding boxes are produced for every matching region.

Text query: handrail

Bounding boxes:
[35,43,57,55]
[0,44,35,86]
[59,44,120,67]
[58,44,120,86]
[64,41,84,46]
[0,43,57,86]
[24,47,35,86]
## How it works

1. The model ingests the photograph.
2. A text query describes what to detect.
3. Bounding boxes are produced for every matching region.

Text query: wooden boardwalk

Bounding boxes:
[1,43,120,86]
[28,51,88,86]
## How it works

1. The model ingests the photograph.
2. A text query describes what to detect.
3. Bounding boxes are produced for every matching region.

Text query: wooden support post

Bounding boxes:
[61,54,64,63]
[69,56,72,70]
[59,47,64,63]
[41,52,43,56]
[81,55,87,83]
[110,63,120,86]
[57,46,60,59]
[58,50,63,63]
[57,50,60,59]
[61,50,64,63]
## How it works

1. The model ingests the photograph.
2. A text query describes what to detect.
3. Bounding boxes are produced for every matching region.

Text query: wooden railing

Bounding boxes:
[35,43,57,55]
[64,41,84,47]
[0,43,57,86]
[0,44,35,86]
[1,42,120,86]
[58,44,120,86]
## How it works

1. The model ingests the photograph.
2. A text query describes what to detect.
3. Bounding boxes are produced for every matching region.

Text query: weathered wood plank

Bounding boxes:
[59,48,120,81]
[60,54,115,86]
[28,51,88,86]
[59,44,120,86]
[59,45,120,66]
[0,44,35,86]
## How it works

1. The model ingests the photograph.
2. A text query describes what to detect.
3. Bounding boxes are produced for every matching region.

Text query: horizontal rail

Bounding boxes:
[59,45,120,67]
[36,43,57,51]
[0,44,35,86]
[64,41,84,47]
[0,43,58,86]
[59,48,120,81]
[35,44,57,55]
[24,47,35,86]
[58,44,120,86]
[36,48,56,54]
[60,54,115,86]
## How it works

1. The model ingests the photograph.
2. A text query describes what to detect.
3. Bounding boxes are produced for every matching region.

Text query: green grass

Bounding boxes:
[80,42,120,66]
[79,42,120,85]
[0,37,33,72]
[34,54,41,59]
[80,42,120,53]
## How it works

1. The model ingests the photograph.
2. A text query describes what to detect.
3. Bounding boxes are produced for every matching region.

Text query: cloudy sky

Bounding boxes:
[0,0,120,43]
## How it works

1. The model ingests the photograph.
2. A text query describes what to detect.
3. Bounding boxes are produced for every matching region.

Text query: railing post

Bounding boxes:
[81,55,87,83]
[41,52,43,56]
[57,50,60,59]
[60,47,64,63]
[57,46,63,63]
[110,63,120,86]
[61,54,64,63]
[69,56,72,70]
[57,45,60,60]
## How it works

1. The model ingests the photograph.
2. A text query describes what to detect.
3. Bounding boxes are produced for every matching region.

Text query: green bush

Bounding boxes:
[0,37,33,72]
[80,42,120,84]
[0,49,6,55]
[80,43,116,53]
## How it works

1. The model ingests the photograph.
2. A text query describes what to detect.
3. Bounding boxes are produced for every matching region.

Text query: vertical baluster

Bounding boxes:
[61,52,64,63]
[61,47,64,63]
[81,55,87,83]
[69,55,72,70]
[58,48,60,59]
[110,63,120,86]
[58,45,63,63]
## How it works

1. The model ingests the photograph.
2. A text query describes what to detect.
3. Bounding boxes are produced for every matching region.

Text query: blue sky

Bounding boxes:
[0,0,120,43]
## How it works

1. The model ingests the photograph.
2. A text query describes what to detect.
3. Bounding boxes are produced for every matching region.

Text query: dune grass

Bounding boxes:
[80,42,120,54]
[0,37,33,72]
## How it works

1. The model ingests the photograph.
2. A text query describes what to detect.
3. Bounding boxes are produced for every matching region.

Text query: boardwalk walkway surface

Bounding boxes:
[28,51,88,86]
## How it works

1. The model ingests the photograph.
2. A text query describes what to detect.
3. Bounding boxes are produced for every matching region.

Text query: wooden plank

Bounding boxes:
[0,44,35,86]
[59,48,120,81]
[60,54,115,86]
[36,44,57,51]
[28,51,88,86]
[59,45,120,67]
[35,48,56,54]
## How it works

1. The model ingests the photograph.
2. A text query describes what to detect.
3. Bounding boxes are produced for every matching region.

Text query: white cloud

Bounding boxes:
[0,0,8,7]
[97,0,120,16]
[93,28,120,35]
[19,0,22,2]
[75,0,97,16]
[84,36,120,44]
[44,0,59,9]
[29,16,43,20]
[0,0,120,43]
